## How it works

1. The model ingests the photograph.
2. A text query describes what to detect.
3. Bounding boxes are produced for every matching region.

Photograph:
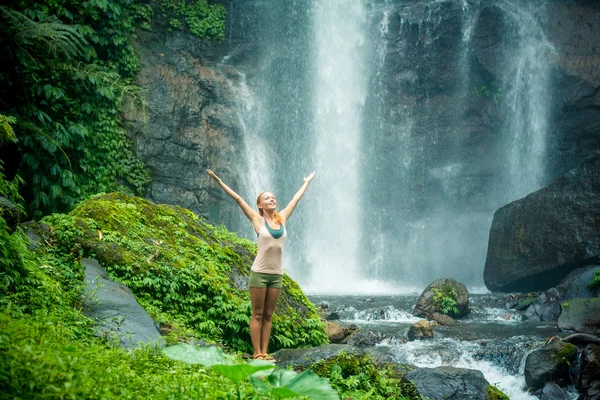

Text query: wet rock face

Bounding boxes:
[404,366,490,400]
[124,27,247,229]
[524,340,578,390]
[413,278,469,319]
[484,153,600,292]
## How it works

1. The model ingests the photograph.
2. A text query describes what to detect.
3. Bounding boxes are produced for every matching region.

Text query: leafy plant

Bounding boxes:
[160,0,226,40]
[432,286,459,316]
[0,114,17,144]
[163,343,340,400]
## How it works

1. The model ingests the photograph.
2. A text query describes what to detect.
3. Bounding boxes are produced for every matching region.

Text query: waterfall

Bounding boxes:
[496,0,554,201]
[301,0,370,293]
[223,72,273,235]
[227,0,556,293]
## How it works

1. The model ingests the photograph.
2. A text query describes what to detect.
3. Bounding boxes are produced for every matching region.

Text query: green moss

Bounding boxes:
[310,352,421,400]
[42,192,328,353]
[486,385,510,400]
[554,343,578,365]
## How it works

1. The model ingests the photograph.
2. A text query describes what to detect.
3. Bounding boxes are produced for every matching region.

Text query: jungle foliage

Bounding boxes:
[0,0,224,219]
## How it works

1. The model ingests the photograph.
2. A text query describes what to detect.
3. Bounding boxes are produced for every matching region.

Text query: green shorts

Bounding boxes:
[249,271,283,289]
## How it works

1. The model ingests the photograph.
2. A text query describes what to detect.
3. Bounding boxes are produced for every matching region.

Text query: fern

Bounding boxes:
[0,6,90,59]
[0,114,17,144]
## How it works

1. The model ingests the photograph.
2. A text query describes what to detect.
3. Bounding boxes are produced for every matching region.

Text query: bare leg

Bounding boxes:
[260,288,281,355]
[249,287,266,357]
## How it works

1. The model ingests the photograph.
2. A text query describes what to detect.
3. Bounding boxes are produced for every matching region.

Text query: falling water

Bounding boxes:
[302,0,370,293]
[497,0,554,201]
[227,73,274,201]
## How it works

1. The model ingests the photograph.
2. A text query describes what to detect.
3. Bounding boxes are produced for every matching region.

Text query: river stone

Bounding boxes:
[272,344,363,369]
[524,340,578,389]
[558,298,600,335]
[413,278,469,319]
[576,344,600,400]
[342,329,384,347]
[326,321,345,344]
[540,382,571,400]
[82,258,164,348]
[431,312,456,326]
[404,366,490,400]
[407,320,434,341]
[484,153,600,292]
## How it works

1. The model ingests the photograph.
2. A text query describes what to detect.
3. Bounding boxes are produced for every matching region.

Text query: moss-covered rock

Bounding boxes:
[524,340,578,389]
[42,192,328,353]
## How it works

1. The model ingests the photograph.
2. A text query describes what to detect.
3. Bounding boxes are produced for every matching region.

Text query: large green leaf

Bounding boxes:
[162,343,231,366]
[283,370,340,400]
[267,368,299,387]
[212,364,276,384]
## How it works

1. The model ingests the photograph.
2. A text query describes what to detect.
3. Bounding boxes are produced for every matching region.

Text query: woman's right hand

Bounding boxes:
[206,169,221,183]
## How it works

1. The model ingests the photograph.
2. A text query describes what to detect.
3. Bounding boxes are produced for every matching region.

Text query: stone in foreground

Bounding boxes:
[82,258,164,348]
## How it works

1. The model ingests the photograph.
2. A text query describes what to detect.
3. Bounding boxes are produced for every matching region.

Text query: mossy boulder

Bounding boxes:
[414,278,469,319]
[524,340,578,389]
[558,297,600,335]
[405,366,491,400]
[42,192,328,353]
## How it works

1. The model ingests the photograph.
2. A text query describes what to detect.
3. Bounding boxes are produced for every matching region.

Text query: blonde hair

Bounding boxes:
[256,192,282,224]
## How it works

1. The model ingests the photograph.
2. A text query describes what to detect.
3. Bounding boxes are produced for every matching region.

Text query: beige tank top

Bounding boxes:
[251,221,287,275]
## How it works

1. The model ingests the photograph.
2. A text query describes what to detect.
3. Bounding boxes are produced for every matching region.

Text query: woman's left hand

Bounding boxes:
[304,171,316,183]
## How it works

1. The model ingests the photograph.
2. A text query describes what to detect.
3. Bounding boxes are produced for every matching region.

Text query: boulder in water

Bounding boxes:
[558,298,600,335]
[342,329,384,347]
[524,340,578,389]
[413,278,469,319]
[431,312,457,326]
[484,153,600,292]
[576,344,600,400]
[404,366,493,400]
[407,320,434,341]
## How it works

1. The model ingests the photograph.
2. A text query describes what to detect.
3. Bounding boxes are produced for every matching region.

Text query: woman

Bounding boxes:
[206,169,315,361]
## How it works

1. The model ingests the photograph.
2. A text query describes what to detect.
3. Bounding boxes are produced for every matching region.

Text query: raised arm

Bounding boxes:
[207,169,261,230]
[280,171,315,222]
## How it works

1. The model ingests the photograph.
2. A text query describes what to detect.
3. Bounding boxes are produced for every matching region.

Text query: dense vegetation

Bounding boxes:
[0,0,225,219]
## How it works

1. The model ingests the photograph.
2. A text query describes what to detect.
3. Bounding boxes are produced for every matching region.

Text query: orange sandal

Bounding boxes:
[253,354,266,360]
[262,353,276,362]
